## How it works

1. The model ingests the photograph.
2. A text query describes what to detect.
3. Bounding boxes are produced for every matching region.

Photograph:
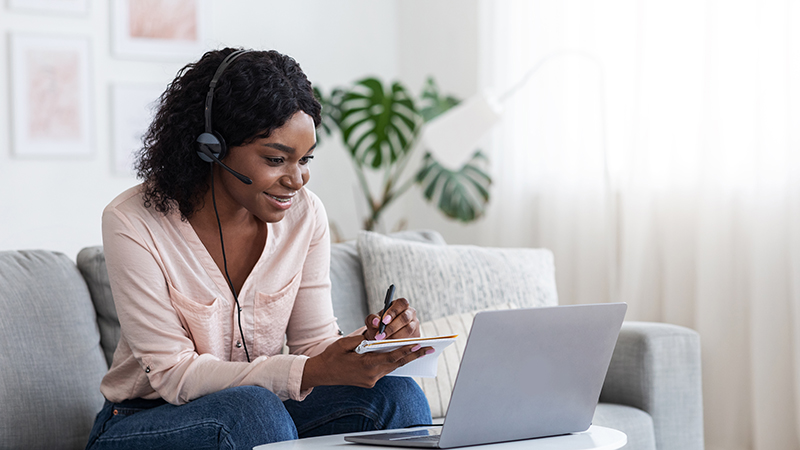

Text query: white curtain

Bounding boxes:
[477,1,800,449]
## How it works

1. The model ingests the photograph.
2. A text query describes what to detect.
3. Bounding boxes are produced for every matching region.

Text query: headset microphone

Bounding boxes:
[197,134,253,185]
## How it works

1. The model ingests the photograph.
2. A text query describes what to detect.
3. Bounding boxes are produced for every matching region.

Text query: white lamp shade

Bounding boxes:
[420,91,503,169]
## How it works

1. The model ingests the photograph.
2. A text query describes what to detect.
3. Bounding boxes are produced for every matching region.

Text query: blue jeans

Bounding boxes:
[85,377,431,450]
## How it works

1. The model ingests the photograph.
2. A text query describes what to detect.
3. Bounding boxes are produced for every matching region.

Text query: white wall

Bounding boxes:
[0,0,482,258]
[392,0,484,245]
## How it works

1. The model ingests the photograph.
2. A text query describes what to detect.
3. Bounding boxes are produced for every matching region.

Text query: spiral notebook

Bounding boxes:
[355,335,457,378]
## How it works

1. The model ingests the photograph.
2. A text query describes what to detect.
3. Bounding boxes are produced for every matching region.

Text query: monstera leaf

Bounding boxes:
[338,78,421,168]
[313,86,345,145]
[416,151,492,222]
[419,77,460,122]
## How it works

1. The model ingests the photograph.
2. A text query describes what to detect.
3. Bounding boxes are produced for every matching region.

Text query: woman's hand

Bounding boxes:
[300,335,431,390]
[364,298,421,341]
[299,298,429,391]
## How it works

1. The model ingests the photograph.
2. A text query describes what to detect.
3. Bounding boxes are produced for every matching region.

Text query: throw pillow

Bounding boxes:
[357,230,558,323]
[76,246,119,367]
[413,303,518,419]
[330,230,447,334]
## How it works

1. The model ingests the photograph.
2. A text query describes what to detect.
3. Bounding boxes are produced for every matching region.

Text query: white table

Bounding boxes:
[253,425,626,450]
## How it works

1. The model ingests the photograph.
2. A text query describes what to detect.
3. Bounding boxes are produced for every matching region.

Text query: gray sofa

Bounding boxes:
[0,230,703,450]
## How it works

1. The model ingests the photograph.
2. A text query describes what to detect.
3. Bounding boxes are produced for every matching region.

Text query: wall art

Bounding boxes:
[10,33,93,157]
[112,0,209,60]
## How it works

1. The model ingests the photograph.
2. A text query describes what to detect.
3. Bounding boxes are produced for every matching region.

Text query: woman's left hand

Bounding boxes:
[364,297,421,341]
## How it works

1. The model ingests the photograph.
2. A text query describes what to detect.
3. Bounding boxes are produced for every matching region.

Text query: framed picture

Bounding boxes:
[10,33,93,157]
[111,83,164,175]
[7,0,88,15]
[112,0,209,60]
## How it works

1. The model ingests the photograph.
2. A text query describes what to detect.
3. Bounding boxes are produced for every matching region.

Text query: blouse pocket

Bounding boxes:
[168,284,230,357]
[253,271,302,356]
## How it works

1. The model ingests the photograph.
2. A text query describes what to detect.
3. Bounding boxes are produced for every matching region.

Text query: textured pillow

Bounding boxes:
[413,303,518,418]
[357,230,558,322]
[330,230,447,334]
[77,246,119,367]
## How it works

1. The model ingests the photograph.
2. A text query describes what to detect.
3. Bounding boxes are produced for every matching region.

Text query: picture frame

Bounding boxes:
[7,0,89,15]
[111,83,164,175]
[111,0,210,60]
[10,33,93,158]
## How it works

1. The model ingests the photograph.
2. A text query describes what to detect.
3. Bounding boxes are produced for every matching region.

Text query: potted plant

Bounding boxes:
[315,77,492,231]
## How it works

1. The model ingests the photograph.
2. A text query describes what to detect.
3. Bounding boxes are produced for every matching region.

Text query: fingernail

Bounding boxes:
[411,344,422,352]
[425,349,435,355]
[372,317,380,327]
[382,315,392,324]
[375,332,386,341]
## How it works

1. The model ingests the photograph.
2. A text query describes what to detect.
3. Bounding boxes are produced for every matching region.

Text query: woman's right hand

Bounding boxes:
[300,335,431,390]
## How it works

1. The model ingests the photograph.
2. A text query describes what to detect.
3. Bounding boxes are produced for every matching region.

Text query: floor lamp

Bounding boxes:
[420,50,617,303]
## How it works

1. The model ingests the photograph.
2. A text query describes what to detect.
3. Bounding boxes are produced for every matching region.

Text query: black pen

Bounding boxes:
[378,284,395,336]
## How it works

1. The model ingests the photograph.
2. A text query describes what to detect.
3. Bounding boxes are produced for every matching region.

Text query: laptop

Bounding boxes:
[345,303,627,448]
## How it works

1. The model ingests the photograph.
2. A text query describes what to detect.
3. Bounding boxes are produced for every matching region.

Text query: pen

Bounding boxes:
[378,284,395,336]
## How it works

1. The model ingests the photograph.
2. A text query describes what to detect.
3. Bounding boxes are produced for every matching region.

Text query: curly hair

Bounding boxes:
[135,48,323,220]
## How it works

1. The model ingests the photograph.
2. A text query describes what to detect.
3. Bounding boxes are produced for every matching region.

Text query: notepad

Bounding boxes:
[355,335,457,378]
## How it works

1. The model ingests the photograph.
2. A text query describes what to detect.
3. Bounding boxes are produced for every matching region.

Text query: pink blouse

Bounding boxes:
[99,184,343,405]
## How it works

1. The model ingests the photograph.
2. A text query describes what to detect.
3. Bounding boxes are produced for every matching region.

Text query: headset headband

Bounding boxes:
[204,49,251,134]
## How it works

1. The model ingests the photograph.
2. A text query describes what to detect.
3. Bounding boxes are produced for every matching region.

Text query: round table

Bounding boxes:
[253,425,627,450]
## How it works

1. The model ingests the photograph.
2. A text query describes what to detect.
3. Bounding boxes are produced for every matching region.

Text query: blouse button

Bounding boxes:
[145,366,151,373]
[236,341,243,348]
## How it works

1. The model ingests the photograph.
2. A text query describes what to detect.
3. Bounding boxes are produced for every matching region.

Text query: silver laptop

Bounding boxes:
[345,303,627,448]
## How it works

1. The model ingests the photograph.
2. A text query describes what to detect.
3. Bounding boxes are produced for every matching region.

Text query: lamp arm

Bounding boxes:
[497,49,605,103]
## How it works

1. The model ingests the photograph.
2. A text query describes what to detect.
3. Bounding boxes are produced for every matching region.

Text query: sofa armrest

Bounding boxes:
[599,321,704,450]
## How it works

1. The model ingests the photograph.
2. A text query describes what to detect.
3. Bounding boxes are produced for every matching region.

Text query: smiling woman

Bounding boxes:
[85,48,432,450]
[215,113,317,225]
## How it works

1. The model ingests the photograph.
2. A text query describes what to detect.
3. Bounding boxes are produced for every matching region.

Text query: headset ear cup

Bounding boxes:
[212,131,228,160]
[196,132,225,162]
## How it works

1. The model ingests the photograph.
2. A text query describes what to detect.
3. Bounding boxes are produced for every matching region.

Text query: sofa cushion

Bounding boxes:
[77,246,118,367]
[593,403,657,450]
[330,230,446,334]
[413,303,517,418]
[357,230,559,322]
[599,321,704,450]
[0,250,107,450]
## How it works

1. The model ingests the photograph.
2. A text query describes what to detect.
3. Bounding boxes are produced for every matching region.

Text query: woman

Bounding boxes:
[86,48,432,450]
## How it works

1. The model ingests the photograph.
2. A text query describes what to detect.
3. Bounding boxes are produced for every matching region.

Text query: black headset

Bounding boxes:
[197,49,255,362]
[196,49,253,185]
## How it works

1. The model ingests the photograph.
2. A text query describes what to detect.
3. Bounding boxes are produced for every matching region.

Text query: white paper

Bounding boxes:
[355,335,457,378]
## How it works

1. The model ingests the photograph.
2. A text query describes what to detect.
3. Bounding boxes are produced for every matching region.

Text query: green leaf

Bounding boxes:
[419,77,461,122]
[336,78,421,168]
[313,87,346,145]
[415,150,492,222]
